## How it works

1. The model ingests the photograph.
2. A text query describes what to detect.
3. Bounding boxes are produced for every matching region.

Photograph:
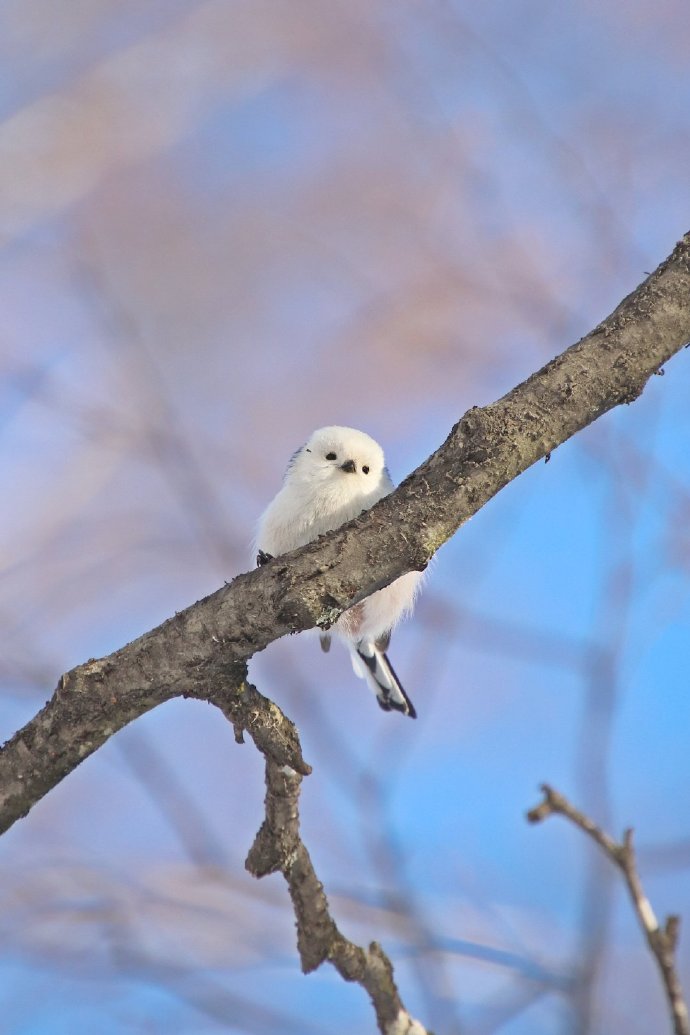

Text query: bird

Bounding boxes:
[254,425,422,717]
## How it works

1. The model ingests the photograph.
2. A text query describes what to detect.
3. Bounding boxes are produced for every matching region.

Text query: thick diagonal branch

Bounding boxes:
[2,232,690,833]
[528,784,689,1035]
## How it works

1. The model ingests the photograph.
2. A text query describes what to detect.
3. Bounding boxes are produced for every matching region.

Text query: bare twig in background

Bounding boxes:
[528,784,689,1035]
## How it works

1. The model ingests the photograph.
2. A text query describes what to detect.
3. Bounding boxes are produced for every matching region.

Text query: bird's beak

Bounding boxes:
[340,459,356,474]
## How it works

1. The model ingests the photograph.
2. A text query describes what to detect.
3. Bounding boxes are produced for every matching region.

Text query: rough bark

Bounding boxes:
[2,231,689,1035]
[1,231,689,833]
[245,751,410,1032]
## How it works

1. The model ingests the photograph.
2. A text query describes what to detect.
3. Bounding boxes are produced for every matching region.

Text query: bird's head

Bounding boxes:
[287,426,388,494]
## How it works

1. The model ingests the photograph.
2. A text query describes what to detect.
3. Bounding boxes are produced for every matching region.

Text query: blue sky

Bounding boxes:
[1,3,690,1033]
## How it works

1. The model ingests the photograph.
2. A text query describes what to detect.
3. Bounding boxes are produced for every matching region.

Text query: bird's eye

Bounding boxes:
[326,452,337,460]
[362,465,370,474]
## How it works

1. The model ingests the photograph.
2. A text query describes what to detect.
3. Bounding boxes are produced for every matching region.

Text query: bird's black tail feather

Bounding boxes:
[353,643,417,719]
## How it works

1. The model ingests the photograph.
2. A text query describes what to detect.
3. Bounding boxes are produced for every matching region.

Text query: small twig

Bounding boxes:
[528,784,689,1035]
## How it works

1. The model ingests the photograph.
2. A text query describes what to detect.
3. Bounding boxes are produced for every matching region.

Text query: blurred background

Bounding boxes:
[1,2,690,1033]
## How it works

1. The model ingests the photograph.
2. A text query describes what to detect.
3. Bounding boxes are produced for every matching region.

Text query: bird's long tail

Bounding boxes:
[351,641,417,719]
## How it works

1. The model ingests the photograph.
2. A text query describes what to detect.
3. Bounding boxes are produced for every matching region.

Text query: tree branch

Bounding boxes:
[528,784,689,1035]
[2,232,689,1034]
[243,714,428,1034]
[2,232,689,833]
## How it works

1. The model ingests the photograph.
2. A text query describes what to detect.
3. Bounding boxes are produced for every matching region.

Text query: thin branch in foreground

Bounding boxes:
[527,784,689,1035]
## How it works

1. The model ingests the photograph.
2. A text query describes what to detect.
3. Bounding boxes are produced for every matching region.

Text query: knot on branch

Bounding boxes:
[526,783,562,823]
[246,759,302,878]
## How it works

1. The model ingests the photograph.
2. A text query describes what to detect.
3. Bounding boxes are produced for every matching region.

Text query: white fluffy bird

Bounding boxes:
[255,426,422,718]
